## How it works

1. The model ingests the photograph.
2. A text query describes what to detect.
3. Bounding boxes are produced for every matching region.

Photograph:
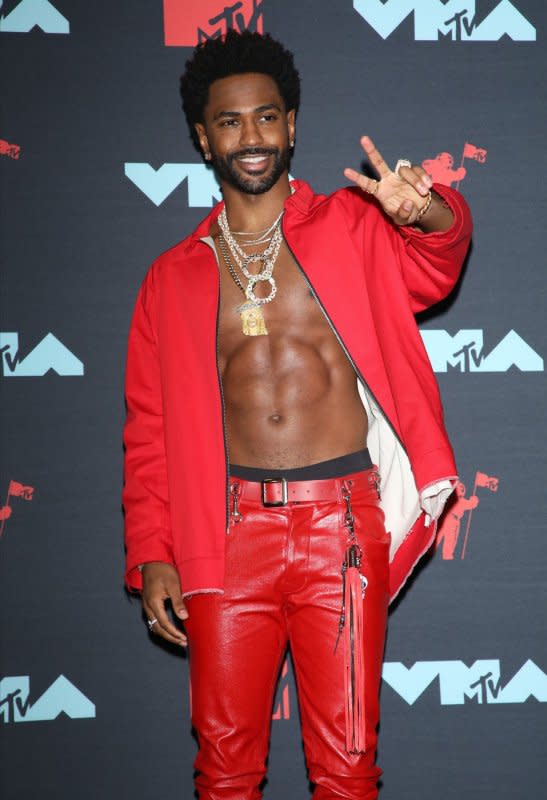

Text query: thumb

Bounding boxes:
[168,582,188,619]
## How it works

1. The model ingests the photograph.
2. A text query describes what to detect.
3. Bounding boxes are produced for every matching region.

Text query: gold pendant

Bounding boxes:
[236,301,268,336]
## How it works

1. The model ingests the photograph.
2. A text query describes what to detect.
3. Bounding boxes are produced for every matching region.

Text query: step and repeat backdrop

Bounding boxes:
[1,1,546,798]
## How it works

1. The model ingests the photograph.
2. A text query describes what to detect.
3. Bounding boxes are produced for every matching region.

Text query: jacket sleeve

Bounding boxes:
[391,183,473,312]
[122,266,173,592]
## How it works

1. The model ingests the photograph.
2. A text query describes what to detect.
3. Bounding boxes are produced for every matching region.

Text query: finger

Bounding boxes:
[398,165,430,197]
[166,581,188,621]
[145,598,187,646]
[360,136,391,179]
[413,165,433,188]
[397,199,416,224]
[344,167,378,196]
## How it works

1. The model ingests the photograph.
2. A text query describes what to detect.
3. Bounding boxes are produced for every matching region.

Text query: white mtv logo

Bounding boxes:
[0,0,69,33]
[353,0,535,41]
[0,332,83,377]
[382,659,547,705]
[125,163,222,208]
[420,329,543,373]
[0,675,95,722]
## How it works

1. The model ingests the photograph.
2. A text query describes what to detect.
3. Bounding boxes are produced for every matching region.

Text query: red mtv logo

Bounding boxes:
[0,479,35,538]
[163,1,263,47]
[422,142,487,190]
[435,471,499,561]
[0,139,21,160]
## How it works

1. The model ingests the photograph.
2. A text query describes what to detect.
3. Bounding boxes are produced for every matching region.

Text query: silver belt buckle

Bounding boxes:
[261,477,288,507]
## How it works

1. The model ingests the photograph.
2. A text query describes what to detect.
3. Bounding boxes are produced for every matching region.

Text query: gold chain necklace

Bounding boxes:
[218,233,271,336]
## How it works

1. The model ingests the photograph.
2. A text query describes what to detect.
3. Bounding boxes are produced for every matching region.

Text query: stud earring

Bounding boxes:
[204,152,211,161]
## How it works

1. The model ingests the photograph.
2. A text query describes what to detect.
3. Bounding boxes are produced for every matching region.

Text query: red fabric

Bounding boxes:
[185,472,389,799]
[122,181,472,598]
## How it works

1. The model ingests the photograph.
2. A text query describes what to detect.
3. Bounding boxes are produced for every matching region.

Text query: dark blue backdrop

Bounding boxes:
[1,1,546,798]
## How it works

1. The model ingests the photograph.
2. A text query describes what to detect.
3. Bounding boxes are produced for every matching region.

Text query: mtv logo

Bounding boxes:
[125,163,222,208]
[0,0,69,33]
[353,0,535,42]
[0,675,95,723]
[0,332,84,377]
[163,0,263,47]
[420,329,544,373]
[382,659,547,705]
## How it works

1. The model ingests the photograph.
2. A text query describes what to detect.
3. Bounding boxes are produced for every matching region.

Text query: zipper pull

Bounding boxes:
[230,482,243,524]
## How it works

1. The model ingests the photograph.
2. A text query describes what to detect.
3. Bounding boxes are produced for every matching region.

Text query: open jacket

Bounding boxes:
[123,180,472,601]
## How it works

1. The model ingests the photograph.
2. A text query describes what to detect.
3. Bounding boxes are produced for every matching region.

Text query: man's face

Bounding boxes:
[195,72,295,195]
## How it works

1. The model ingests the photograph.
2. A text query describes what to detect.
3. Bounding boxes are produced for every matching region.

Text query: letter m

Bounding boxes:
[420,329,485,372]
[437,660,501,704]
[0,0,70,34]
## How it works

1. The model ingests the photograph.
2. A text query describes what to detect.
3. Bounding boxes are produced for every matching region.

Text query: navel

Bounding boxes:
[268,413,283,424]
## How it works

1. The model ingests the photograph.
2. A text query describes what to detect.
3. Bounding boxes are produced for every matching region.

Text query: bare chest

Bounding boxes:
[215,240,336,362]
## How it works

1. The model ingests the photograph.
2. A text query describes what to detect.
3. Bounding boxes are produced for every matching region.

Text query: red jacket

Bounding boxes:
[123,180,472,601]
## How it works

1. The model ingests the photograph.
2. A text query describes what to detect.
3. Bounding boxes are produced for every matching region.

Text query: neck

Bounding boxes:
[221,174,292,232]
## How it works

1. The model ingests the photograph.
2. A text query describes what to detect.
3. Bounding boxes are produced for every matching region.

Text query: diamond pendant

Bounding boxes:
[236,301,268,336]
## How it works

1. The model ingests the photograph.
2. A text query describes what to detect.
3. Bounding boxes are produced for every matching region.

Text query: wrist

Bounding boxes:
[414,190,433,224]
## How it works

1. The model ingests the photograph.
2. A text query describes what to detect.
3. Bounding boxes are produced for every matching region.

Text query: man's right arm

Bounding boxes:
[123,268,174,589]
[123,268,187,645]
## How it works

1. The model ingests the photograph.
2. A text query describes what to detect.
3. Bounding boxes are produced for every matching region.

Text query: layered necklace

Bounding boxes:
[217,206,284,336]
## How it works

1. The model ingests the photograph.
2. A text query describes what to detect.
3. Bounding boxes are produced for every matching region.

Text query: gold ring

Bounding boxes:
[366,180,379,196]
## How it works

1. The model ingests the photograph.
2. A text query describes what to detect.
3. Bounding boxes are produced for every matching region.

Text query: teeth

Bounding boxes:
[239,155,268,163]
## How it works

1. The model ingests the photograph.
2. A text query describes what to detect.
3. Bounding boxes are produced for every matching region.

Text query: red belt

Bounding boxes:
[230,469,379,507]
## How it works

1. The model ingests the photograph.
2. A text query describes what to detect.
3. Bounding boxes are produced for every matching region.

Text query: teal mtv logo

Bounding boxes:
[0,675,95,722]
[382,659,547,705]
[0,333,83,377]
[0,0,69,33]
[420,329,543,373]
[124,163,222,208]
[353,0,535,42]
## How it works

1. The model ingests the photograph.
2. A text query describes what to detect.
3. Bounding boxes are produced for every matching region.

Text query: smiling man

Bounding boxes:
[122,30,472,800]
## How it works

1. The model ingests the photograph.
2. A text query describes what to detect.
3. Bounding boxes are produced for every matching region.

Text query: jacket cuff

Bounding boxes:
[398,183,472,247]
[125,538,175,593]
[420,478,457,525]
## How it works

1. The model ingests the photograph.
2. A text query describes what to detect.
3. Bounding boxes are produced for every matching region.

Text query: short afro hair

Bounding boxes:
[180,30,300,149]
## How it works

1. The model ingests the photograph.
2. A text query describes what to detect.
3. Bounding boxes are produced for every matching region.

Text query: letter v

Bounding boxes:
[124,163,189,206]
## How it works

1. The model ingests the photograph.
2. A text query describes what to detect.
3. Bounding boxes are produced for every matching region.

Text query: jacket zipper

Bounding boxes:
[216,216,410,531]
[282,223,408,456]
[215,267,231,533]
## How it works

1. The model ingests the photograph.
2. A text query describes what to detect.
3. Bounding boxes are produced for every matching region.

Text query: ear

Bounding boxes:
[287,109,296,147]
[194,123,211,160]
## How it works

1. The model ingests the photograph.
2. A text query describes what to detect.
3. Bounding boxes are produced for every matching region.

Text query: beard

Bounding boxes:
[210,145,291,195]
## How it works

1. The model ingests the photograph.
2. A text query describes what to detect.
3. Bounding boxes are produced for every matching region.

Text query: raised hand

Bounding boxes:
[344,136,434,227]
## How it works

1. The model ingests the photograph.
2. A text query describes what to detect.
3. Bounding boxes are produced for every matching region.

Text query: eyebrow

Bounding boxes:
[213,103,282,120]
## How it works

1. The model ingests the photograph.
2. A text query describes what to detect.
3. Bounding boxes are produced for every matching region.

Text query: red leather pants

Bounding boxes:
[184,468,390,800]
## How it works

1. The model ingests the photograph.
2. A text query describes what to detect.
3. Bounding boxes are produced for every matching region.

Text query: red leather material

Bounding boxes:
[184,471,390,799]
[235,469,380,505]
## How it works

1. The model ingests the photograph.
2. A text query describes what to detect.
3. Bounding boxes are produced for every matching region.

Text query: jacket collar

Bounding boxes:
[186,179,317,248]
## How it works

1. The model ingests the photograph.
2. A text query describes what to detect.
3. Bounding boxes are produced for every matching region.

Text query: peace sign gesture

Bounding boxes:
[344,136,434,227]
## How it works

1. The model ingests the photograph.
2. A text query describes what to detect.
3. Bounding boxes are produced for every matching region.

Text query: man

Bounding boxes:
[123,30,472,800]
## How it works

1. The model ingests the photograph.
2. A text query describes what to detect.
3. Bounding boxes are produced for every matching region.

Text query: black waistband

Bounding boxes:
[229,448,373,482]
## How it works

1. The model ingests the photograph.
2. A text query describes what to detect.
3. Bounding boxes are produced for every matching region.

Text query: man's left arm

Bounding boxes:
[345,136,473,312]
